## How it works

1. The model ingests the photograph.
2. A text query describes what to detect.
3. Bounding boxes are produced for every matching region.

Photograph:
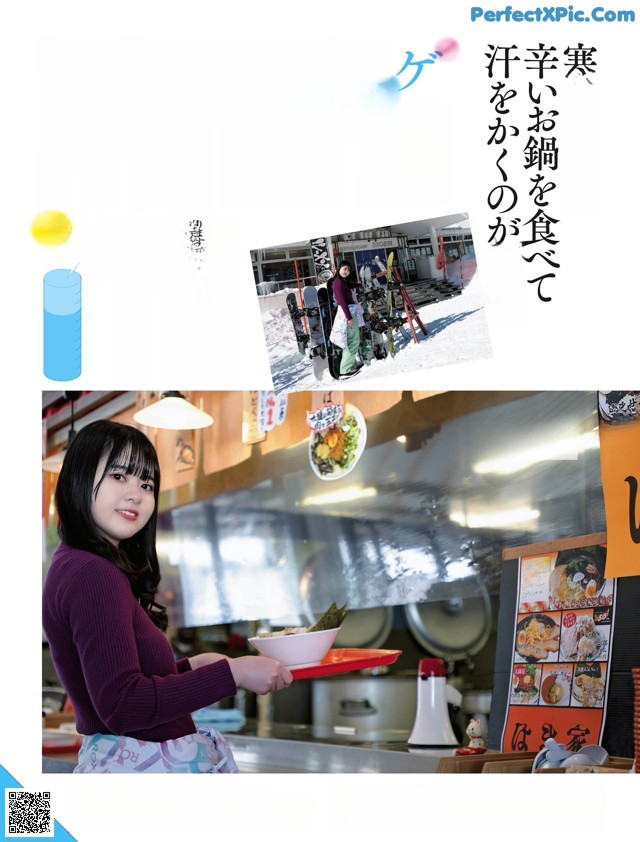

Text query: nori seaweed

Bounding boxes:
[308,601,348,632]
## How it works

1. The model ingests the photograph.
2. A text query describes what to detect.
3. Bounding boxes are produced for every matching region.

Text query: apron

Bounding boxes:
[329,302,365,349]
[73,726,239,774]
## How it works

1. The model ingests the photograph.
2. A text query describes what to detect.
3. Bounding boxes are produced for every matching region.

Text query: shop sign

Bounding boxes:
[257,390,287,433]
[242,391,266,444]
[500,538,616,755]
[337,237,400,250]
[598,391,640,578]
[306,402,344,433]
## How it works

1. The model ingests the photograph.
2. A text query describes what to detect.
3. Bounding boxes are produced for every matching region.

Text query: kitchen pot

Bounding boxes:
[312,676,416,742]
[403,576,492,664]
[334,605,394,650]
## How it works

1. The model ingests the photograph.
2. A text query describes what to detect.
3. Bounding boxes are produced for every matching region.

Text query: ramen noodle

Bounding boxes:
[574,674,606,707]
[517,616,560,660]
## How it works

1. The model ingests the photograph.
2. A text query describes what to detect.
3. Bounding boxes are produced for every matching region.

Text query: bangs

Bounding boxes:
[102,429,160,486]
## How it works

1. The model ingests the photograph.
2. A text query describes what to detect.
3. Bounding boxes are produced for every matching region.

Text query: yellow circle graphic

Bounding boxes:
[31,210,73,246]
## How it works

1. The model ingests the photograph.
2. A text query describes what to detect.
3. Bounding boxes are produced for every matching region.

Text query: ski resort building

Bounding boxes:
[251,213,476,299]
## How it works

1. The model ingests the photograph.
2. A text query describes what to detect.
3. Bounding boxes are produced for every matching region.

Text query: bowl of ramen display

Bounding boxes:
[515,614,560,662]
[548,548,606,607]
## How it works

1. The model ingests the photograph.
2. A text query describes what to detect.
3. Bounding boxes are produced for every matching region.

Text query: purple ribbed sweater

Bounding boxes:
[42,543,237,741]
[332,276,356,321]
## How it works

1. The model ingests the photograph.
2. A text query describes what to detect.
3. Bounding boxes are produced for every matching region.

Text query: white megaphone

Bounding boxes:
[408,658,462,747]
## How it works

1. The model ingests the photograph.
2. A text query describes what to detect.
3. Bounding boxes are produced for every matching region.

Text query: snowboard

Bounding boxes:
[356,288,375,366]
[302,285,329,381]
[286,292,309,356]
[309,236,334,284]
[317,286,341,379]
[363,287,388,360]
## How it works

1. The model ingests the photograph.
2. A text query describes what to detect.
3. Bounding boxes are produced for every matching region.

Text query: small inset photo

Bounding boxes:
[251,213,492,392]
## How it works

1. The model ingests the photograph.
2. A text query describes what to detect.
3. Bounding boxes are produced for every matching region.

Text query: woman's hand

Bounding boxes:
[228,655,293,695]
[188,652,230,671]
[347,319,354,328]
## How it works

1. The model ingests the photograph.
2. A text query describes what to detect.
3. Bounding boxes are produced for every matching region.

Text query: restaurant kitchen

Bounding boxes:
[41,389,640,773]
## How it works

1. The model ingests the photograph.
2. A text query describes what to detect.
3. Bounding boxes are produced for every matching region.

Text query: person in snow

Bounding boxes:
[328,260,364,378]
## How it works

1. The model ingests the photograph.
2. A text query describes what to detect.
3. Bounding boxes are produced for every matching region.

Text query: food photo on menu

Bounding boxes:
[548,546,610,609]
[514,611,562,663]
[539,664,573,708]
[559,609,611,663]
[510,663,542,706]
[571,663,607,710]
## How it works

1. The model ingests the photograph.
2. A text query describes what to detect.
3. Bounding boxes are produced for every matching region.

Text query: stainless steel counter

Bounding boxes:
[43,721,455,774]
[227,734,450,773]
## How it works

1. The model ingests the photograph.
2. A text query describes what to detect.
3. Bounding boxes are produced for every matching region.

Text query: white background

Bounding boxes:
[1,1,638,839]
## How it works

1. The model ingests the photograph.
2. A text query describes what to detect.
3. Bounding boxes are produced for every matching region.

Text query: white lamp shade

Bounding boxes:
[133,395,213,430]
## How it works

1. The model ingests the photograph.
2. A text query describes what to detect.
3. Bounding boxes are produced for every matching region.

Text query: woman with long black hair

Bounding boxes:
[43,420,292,773]
[328,260,364,378]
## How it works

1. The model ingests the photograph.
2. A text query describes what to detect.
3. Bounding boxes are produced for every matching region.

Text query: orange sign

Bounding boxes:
[598,397,640,578]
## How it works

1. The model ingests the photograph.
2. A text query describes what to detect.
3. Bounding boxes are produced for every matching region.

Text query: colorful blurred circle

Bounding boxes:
[435,37,460,62]
[31,209,73,246]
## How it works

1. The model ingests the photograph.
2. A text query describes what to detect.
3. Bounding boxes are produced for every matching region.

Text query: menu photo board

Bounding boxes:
[498,537,617,754]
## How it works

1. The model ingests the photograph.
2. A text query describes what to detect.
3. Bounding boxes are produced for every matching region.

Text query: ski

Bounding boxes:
[385,251,396,357]
[302,285,330,381]
[286,292,309,356]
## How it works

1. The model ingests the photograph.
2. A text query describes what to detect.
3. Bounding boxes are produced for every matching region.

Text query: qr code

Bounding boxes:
[5,790,52,836]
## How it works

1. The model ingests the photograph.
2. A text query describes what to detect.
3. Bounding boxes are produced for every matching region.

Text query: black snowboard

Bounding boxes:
[286,292,309,356]
[318,287,341,379]
[302,285,329,381]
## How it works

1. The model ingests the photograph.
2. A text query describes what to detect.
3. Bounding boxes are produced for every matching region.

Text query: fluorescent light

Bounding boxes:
[450,507,540,528]
[133,392,213,430]
[301,485,377,507]
[473,430,599,475]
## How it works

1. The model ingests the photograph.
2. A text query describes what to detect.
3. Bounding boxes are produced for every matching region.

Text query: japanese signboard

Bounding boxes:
[598,391,640,579]
[500,537,616,754]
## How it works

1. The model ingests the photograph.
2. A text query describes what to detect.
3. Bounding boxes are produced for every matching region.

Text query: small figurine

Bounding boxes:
[455,717,487,755]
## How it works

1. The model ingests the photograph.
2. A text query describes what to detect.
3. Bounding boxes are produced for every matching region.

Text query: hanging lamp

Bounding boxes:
[133,391,213,430]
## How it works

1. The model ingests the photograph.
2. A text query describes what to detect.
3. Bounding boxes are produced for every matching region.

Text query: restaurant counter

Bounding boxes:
[42,720,454,774]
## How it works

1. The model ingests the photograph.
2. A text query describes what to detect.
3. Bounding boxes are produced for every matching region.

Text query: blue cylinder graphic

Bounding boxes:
[43,268,82,381]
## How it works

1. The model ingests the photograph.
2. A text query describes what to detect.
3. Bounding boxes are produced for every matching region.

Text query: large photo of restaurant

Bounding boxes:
[42,389,640,774]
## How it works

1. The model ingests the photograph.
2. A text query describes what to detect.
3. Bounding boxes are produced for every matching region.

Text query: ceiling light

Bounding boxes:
[301,485,377,507]
[133,391,213,430]
[449,506,540,529]
[473,430,599,475]
[396,435,407,444]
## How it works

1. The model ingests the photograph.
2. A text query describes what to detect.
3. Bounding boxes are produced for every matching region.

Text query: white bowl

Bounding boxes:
[247,627,340,668]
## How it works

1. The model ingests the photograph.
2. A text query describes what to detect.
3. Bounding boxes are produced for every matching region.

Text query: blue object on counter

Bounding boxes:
[192,706,246,732]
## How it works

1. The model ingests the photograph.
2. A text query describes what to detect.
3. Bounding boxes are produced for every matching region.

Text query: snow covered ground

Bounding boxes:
[260,256,493,393]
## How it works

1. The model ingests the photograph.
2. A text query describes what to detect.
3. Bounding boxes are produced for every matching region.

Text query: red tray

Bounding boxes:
[42,739,82,755]
[290,648,402,679]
